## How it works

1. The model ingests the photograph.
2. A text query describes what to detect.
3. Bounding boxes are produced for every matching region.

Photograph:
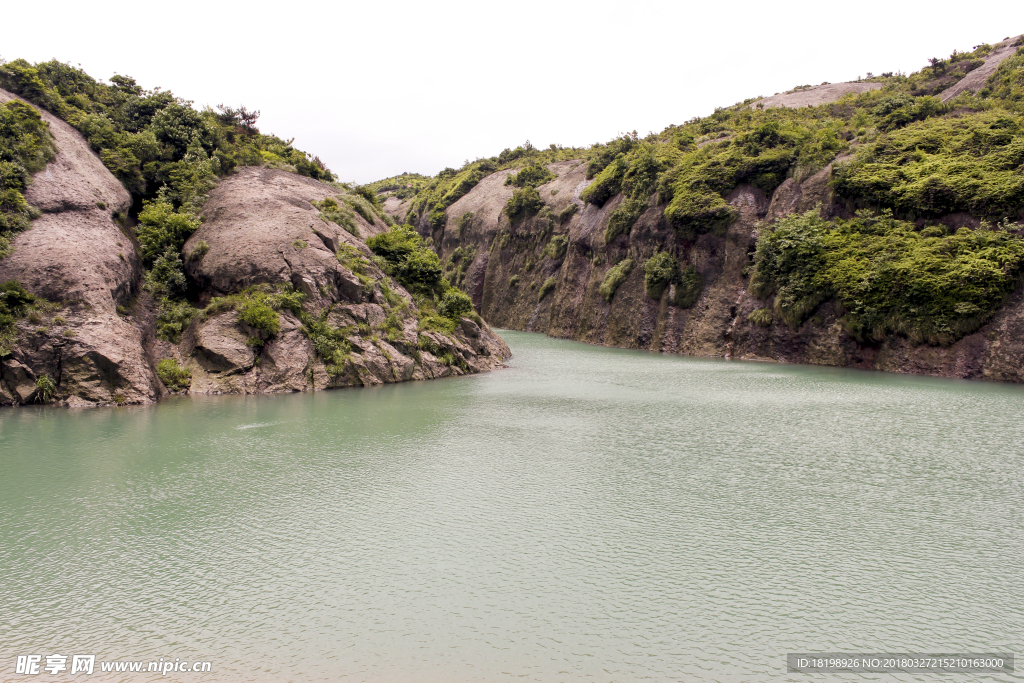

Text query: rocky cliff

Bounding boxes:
[0,89,509,406]
[412,159,1024,382]
[385,34,1024,383]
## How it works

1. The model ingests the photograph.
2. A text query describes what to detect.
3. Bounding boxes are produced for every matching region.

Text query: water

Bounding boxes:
[1,331,1022,682]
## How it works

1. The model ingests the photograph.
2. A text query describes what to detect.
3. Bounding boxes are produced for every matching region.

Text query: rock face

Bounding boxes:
[400,155,1024,384]
[0,96,509,406]
[0,88,162,406]
[168,167,510,396]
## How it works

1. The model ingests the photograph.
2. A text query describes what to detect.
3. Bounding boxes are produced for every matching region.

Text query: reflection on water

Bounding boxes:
[2,331,1022,681]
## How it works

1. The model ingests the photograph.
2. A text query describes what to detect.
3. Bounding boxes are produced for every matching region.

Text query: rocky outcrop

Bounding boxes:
[753,82,883,109]
[940,35,1023,102]
[402,155,1024,383]
[0,95,509,407]
[0,88,161,406]
[165,167,509,396]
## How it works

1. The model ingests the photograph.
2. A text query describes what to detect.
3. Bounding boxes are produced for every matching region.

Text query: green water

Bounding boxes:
[1,331,1022,681]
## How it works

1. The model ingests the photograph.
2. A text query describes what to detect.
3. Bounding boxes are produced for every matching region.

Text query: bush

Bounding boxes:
[207,284,304,339]
[504,186,544,222]
[438,289,474,319]
[313,197,359,236]
[605,195,649,243]
[238,300,280,336]
[581,155,627,207]
[673,266,704,308]
[505,164,555,188]
[831,111,1024,221]
[155,298,199,342]
[156,358,192,391]
[558,203,578,224]
[751,209,1024,344]
[538,277,557,301]
[34,374,56,403]
[367,225,444,295]
[599,259,634,301]
[136,200,202,266]
[144,249,188,298]
[544,235,568,260]
[748,308,773,327]
[302,316,351,375]
[644,252,678,299]
[0,101,55,252]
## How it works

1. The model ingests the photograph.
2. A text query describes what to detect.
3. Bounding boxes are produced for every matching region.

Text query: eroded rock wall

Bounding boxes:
[0,88,162,406]
[408,159,1024,383]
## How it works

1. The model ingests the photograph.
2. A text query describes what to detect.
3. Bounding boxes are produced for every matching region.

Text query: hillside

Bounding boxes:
[0,62,508,406]
[375,33,1024,382]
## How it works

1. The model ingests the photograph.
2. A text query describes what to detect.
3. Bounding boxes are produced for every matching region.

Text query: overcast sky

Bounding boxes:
[3,1,1019,183]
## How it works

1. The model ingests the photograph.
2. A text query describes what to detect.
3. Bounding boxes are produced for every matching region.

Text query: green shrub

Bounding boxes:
[156,358,192,391]
[367,225,444,295]
[313,197,359,236]
[238,300,279,335]
[748,308,773,327]
[599,259,634,301]
[144,249,188,298]
[458,211,474,236]
[751,209,1024,344]
[302,316,351,375]
[644,252,678,299]
[419,314,456,335]
[34,374,56,403]
[438,288,474,319]
[605,195,649,243]
[136,200,202,266]
[188,240,209,260]
[538,277,557,301]
[155,298,199,342]
[505,164,555,188]
[206,284,304,339]
[504,186,543,222]
[673,266,704,308]
[831,111,1024,221]
[0,101,55,253]
[581,155,627,207]
[544,235,568,260]
[558,203,578,224]
[509,274,520,287]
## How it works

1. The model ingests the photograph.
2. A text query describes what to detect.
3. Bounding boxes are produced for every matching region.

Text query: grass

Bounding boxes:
[599,259,634,301]
[538,277,557,301]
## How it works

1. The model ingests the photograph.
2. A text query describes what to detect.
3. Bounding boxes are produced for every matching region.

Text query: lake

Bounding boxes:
[2,330,1022,681]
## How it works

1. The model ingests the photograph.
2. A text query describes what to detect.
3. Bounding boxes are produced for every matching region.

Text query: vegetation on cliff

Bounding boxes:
[388,37,1024,348]
[0,100,55,257]
[751,210,1024,345]
[0,57,338,355]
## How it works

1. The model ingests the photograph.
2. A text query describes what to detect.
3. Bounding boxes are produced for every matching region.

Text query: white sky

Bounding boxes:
[2,1,1019,183]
